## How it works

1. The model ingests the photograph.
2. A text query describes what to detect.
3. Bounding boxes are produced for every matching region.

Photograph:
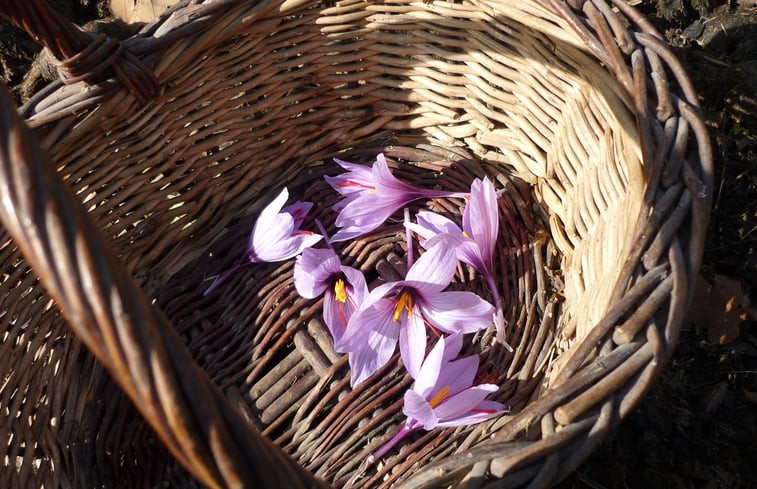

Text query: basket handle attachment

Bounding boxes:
[0,0,158,102]
[0,83,327,488]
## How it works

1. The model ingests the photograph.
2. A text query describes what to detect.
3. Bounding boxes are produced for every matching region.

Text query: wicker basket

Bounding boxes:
[0,0,712,487]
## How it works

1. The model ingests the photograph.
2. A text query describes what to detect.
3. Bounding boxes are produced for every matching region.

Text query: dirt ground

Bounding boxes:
[0,1,755,488]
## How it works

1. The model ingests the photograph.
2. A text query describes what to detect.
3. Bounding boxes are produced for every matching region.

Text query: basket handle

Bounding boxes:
[0,0,158,102]
[0,82,327,488]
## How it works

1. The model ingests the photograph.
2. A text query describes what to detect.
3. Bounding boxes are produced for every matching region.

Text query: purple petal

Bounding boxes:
[325,159,375,195]
[293,247,341,298]
[322,288,347,344]
[403,390,438,430]
[335,296,395,353]
[398,310,427,379]
[322,267,369,343]
[433,384,499,422]
[330,193,401,242]
[253,232,321,262]
[441,333,463,363]
[436,400,505,428]
[455,240,487,274]
[348,315,401,387]
[330,225,371,243]
[415,211,462,238]
[249,209,294,257]
[341,266,369,305]
[463,177,498,269]
[335,192,398,228]
[372,154,420,197]
[404,242,457,294]
[420,291,494,335]
[413,336,446,399]
[251,187,289,237]
[282,201,314,225]
[435,355,479,396]
[373,154,453,200]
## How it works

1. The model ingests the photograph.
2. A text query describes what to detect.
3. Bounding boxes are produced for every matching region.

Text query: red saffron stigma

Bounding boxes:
[336,180,374,190]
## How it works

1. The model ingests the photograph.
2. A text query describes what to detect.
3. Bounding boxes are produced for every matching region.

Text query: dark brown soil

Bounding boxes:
[1,1,755,488]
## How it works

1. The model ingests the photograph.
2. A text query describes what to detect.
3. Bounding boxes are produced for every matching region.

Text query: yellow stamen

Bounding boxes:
[392,290,413,322]
[462,231,470,238]
[428,386,451,408]
[334,278,348,303]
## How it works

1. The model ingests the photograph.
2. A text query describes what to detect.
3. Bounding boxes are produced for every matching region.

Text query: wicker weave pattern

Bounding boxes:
[0,0,712,487]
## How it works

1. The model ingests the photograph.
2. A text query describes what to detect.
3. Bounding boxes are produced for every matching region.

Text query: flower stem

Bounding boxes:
[485,273,513,352]
[204,261,247,296]
[369,424,416,463]
[315,219,333,249]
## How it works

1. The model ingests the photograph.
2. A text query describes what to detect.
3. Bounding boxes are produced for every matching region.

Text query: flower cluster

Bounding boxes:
[206,153,509,460]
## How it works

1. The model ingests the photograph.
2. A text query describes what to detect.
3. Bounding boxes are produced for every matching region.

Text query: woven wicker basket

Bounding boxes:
[0,0,712,487]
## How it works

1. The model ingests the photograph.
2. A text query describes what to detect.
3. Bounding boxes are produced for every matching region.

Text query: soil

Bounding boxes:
[0,1,755,488]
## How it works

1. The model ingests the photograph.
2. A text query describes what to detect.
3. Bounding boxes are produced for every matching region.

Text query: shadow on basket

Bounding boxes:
[0,0,712,488]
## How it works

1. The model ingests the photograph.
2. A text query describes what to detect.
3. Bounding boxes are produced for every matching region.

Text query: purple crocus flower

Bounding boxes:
[205,187,322,294]
[335,242,494,386]
[294,247,368,344]
[325,154,466,242]
[407,177,511,348]
[370,334,506,461]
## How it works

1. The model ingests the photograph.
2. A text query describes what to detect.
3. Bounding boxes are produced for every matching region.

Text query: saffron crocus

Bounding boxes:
[294,247,368,344]
[205,187,322,295]
[370,334,506,462]
[408,177,511,348]
[326,154,466,242]
[335,242,494,386]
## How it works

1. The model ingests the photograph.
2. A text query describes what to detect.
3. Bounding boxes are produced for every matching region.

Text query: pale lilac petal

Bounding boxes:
[434,355,479,397]
[330,225,371,243]
[323,288,348,343]
[335,296,395,353]
[403,390,438,430]
[433,384,499,422]
[372,154,419,197]
[255,232,321,262]
[413,336,446,399]
[420,291,494,334]
[335,192,398,227]
[415,211,462,238]
[373,154,453,199]
[455,240,486,273]
[293,248,341,298]
[436,400,505,428]
[282,201,314,223]
[341,266,369,305]
[325,159,375,195]
[441,333,463,363]
[250,211,293,255]
[323,269,368,342]
[330,191,361,213]
[252,187,289,234]
[463,177,498,269]
[398,311,427,379]
[348,317,401,387]
[404,242,457,293]
[330,193,402,242]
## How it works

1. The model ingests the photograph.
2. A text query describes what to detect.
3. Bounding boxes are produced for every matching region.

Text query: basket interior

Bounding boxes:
[2,0,647,486]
